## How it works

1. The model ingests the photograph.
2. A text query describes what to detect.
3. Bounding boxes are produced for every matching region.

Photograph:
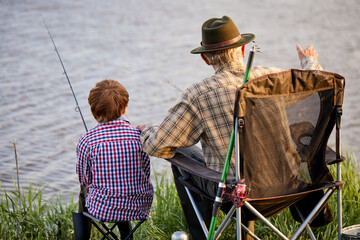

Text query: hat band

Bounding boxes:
[202,34,242,50]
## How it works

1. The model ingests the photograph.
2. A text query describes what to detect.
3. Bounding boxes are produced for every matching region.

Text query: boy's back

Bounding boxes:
[77,117,153,222]
[76,79,153,223]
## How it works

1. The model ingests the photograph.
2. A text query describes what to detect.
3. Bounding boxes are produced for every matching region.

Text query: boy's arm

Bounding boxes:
[76,140,90,186]
[141,150,151,178]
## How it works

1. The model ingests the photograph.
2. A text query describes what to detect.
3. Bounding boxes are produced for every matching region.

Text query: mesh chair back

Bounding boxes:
[235,69,345,199]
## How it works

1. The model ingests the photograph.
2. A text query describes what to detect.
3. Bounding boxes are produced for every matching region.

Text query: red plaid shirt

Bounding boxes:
[76,117,153,222]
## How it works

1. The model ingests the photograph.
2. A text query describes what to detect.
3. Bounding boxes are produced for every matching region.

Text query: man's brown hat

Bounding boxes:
[191,16,255,54]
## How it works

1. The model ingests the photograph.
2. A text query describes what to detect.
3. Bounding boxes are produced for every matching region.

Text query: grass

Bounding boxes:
[133,172,187,239]
[0,181,78,239]
[0,151,359,239]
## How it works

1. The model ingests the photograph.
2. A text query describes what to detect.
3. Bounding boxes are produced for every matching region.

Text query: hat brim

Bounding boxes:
[190,33,255,54]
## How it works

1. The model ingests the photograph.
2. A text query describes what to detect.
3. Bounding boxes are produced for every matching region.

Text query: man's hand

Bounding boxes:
[296,44,319,61]
[136,124,147,132]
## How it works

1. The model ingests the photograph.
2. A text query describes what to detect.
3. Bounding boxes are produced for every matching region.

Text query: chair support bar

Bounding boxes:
[243,201,290,240]
[336,106,343,240]
[214,206,236,239]
[294,205,316,240]
[123,220,145,240]
[213,205,261,240]
[82,212,144,240]
[291,187,336,240]
[184,186,209,238]
[234,118,242,239]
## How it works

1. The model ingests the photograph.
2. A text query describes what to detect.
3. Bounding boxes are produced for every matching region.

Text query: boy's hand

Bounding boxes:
[136,124,147,132]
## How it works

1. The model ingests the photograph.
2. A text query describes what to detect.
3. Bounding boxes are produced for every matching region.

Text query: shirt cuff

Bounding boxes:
[140,124,159,144]
[300,56,323,70]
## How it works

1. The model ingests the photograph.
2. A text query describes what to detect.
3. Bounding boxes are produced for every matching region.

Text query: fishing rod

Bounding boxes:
[165,80,183,93]
[243,42,259,84]
[41,16,88,132]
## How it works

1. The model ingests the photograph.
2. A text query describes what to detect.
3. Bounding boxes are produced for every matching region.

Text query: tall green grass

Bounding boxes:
[0,181,77,239]
[133,172,187,239]
[0,151,359,239]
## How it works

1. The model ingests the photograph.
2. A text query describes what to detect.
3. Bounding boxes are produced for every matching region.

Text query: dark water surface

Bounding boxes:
[1,0,359,200]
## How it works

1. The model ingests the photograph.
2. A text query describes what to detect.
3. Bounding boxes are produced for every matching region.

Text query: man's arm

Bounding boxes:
[297,44,323,70]
[140,95,203,158]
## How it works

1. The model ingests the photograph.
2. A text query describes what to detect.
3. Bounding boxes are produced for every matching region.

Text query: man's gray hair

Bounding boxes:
[203,47,243,68]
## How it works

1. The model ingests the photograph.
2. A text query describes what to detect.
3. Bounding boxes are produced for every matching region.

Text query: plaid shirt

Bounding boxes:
[77,117,153,222]
[141,57,322,175]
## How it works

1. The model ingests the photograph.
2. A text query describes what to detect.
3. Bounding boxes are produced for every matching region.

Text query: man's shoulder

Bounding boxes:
[183,74,229,98]
[183,77,212,97]
[251,66,285,79]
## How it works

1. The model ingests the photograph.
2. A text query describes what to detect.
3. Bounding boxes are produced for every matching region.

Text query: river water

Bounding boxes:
[1,0,359,200]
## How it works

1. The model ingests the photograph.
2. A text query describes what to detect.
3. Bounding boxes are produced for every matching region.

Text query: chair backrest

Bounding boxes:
[235,69,345,199]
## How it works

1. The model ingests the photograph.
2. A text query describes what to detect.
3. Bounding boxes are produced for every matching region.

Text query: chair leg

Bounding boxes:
[243,202,289,240]
[117,222,132,240]
[184,186,209,238]
[214,206,236,239]
[123,220,145,240]
[105,222,120,240]
[72,212,91,240]
[172,164,212,240]
[83,211,145,240]
[294,205,316,240]
[291,188,336,240]
[89,220,114,240]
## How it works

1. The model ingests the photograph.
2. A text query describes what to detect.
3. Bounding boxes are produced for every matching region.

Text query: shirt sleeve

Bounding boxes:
[300,56,323,70]
[140,95,203,158]
[141,149,151,178]
[76,138,90,186]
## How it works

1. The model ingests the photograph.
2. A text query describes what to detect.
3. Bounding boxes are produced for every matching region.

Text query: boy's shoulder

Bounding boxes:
[79,119,140,145]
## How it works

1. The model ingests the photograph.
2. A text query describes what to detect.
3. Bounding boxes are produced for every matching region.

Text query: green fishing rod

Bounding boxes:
[41,16,88,132]
[207,42,257,240]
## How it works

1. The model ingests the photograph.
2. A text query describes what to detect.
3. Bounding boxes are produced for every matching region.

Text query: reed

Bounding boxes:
[0,140,78,239]
[11,139,20,202]
[0,182,78,239]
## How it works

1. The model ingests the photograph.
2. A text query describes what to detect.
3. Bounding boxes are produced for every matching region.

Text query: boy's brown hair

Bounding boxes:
[88,79,129,123]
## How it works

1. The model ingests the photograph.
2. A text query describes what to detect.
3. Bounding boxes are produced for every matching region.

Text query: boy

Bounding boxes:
[76,79,153,238]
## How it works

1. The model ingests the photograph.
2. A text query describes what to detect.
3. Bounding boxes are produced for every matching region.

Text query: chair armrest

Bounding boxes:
[325,146,346,165]
[165,149,236,184]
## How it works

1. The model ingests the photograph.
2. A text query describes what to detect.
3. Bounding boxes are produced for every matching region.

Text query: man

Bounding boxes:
[138,16,322,239]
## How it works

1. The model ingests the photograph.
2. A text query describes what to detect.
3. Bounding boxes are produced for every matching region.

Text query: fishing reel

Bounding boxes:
[223,180,248,208]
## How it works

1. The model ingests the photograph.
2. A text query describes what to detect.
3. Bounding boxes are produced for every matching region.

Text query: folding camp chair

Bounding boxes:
[82,212,145,240]
[72,211,145,240]
[167,69,346,240]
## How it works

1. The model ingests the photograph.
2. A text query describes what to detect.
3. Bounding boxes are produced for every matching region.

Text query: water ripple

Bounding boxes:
[1,0,359,200]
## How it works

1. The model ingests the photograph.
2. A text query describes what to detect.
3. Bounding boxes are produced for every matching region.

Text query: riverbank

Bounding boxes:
[1,151,359,239]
